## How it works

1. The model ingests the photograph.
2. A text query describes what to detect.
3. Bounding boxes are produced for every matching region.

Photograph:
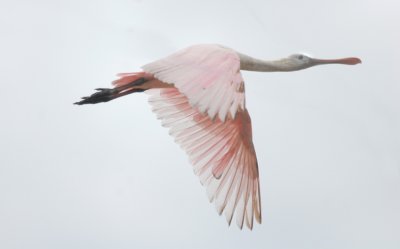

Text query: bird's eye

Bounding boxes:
[298,55,304,60]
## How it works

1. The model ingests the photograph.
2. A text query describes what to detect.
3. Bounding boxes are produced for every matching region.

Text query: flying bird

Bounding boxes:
[75,44,361,229]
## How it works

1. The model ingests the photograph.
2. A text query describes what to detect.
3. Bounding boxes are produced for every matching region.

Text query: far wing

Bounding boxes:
[147,88,261,229]
[142,44,245,122]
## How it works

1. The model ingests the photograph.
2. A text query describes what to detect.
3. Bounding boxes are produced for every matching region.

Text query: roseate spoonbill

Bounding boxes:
[75,44,361,229]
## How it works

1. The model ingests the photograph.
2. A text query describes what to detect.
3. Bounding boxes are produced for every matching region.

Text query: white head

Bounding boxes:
[238,51,362,72]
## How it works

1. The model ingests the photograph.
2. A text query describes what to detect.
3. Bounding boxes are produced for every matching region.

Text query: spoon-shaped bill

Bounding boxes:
[312,57,362,65]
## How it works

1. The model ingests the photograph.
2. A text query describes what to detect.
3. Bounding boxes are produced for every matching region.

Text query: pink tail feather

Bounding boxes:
[112,71,152,88]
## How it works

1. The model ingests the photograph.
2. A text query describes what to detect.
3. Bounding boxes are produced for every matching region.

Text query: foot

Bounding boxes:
[74,78,147,105]
[74,88,118,105]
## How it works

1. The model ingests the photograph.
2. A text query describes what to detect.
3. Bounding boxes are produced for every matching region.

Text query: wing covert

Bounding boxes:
[142,44,245,121]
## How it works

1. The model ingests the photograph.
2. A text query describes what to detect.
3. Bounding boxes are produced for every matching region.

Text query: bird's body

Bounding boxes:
[75,44,361,229]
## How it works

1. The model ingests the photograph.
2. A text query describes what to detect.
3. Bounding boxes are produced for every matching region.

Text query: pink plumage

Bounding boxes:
[104,44,261,229]
[142,44,245,122]
[147,88,261,229]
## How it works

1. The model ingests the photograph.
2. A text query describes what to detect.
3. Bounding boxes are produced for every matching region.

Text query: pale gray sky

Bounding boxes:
[1,0,399,248]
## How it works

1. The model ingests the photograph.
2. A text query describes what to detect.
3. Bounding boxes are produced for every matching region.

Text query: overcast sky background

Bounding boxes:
[1,0,399,248]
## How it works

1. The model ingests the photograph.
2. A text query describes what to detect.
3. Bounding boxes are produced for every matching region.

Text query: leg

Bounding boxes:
[74,78,146,105]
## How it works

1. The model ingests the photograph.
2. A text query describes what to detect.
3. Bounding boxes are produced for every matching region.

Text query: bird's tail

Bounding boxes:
[112,72,152,88]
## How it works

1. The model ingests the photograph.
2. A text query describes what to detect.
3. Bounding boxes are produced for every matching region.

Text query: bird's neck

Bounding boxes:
[238,53,292,72]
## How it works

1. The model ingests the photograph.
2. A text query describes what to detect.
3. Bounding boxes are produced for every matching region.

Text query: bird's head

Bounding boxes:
[280,53,362,71]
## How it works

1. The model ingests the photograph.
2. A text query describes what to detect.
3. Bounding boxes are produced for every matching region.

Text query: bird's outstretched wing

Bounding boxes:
[142,44,245,122]
[147,88,261,229]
